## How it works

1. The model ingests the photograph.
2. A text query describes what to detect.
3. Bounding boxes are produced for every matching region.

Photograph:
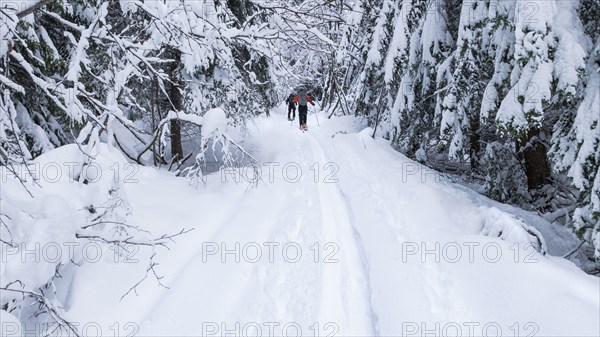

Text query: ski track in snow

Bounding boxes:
[306,133,376,336]
[308,126,444,332]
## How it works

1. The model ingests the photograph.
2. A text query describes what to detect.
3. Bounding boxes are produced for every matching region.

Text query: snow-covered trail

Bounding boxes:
[102,113,378,336]
[63,108,599,336]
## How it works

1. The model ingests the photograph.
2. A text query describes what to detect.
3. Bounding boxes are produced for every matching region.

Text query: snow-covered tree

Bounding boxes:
[438,0,495,170]
[318,0,599,262]
[549,0,600,257]
[394,0,454,156]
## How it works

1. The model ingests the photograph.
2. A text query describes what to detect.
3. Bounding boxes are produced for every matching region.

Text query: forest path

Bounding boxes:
[129,111,379,336]
[64,106,600,337]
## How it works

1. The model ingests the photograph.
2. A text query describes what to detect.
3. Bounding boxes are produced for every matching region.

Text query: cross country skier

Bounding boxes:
[293,90,315,130]
[286,93,297,121]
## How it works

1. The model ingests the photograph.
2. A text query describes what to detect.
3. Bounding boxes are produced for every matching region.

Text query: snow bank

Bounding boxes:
[311,115,598,336]
[0,143,140,332]
[480,206,546,254]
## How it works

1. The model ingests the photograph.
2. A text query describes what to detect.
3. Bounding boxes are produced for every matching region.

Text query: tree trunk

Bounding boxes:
[469,116,481,171]
[519,128,551,190]
[169,49,184,162]
[170,120,183,161]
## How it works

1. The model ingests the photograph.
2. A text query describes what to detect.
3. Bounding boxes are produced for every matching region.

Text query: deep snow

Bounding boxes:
[1,105,599,337]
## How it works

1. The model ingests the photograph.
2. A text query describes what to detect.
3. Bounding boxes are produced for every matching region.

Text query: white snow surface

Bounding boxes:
[2,106,599,337]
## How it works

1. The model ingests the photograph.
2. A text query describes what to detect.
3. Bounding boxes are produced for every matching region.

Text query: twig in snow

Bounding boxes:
[120,252,169,302]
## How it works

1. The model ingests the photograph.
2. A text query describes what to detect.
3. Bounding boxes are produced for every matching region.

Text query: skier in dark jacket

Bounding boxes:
[286,93,297,121]
[293,90,315,130]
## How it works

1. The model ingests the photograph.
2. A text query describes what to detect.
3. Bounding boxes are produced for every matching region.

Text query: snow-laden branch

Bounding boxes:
[15,0,54,19]
[0,285,81,337]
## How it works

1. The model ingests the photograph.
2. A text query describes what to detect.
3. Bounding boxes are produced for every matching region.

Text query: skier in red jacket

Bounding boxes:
[293,90,315,130]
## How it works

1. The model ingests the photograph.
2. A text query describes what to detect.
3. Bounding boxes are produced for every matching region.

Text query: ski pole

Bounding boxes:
[314,106,320,127]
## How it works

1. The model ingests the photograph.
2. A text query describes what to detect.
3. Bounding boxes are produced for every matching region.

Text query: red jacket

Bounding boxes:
[293,95,315,105]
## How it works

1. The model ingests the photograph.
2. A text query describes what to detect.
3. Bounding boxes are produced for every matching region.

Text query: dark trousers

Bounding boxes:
[288,105,296,119]
[298,105,307,126]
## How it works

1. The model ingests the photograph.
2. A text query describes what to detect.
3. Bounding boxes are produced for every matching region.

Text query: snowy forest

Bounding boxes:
[1,0,599,336]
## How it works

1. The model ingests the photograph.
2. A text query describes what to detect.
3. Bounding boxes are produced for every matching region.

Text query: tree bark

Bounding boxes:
[519,128,551,190]
[469,116,481,171]
[169,49,184,162]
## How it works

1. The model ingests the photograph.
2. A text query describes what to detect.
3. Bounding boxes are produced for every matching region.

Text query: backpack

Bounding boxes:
[297,91,308,106]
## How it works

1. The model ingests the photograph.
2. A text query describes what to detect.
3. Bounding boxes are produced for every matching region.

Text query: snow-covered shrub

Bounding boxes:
[1,144,189,335]
[480,207,547,255]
